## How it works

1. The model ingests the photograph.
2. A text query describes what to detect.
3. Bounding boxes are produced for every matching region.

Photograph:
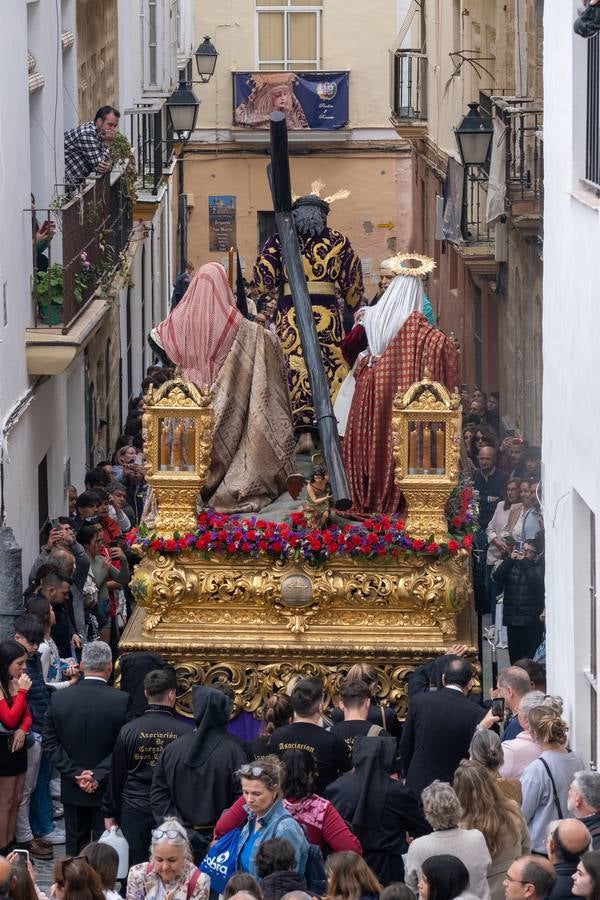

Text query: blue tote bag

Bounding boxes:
[199,828,241,894]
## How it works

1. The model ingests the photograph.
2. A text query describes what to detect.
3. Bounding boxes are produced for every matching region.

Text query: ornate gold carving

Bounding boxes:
[392,376,462,539]
[142,378,214,535]
[129,549,471,639]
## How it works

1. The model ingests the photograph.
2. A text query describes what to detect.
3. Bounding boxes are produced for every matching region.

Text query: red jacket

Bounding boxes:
[215,793,362,854]
[0,689,32,732]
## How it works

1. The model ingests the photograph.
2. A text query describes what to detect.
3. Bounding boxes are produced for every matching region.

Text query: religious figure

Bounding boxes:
[342,254,460,515]
[150,262,295,513]
[303,465,332,528]
[235,73,309,129]
[254,182,364,451]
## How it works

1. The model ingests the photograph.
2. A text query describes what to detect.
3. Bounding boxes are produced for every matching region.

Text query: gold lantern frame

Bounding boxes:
[392,376,462,540]
[142,378,214,535]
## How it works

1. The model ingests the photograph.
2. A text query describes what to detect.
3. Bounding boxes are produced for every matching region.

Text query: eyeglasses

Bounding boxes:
[239,764,266,777]
[152,827,185,841]
[505,874,533,885]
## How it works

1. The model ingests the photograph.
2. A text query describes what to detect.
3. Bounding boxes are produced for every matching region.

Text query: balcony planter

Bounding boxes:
[34,264,64,326]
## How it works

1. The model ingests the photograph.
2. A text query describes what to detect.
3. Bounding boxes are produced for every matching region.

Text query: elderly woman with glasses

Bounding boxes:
[125,819,210,900]
[229,757,308,878]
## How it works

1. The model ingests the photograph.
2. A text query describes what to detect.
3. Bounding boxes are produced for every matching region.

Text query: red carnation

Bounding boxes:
[366,533,378,545]
[426,542,439,554]
[258,540,268,552]
[412,539,425,551]
[451,516,463,529]
[447,539,460,553]
[241,542,251,553]
[164,539,176,552]
[271,540,283,552]
[397,520,406,531]
[150,539,162,551]
[462,534,474,548]
[226,542,236,553]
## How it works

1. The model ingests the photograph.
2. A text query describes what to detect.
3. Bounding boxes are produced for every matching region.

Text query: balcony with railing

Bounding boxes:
[31,171,133,333]
[124,98,175,205]
[462,167,492,244]
[391,49,427,136]
[492,96,543,219]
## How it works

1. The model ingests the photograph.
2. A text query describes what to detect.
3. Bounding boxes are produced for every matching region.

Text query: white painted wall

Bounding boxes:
[543,1,600,765]
[0,1,183,582]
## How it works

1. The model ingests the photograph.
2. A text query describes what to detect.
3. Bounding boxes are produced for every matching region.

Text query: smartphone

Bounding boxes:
[514,541,524,553]
[13,849,29,864]
[492,697,505,719]
[50,518,61,529]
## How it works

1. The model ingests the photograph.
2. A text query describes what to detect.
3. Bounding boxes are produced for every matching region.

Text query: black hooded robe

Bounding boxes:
[325,735,429,886]
[150,685,247,861]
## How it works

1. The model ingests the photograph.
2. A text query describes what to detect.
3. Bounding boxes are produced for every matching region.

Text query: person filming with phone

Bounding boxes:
[492,536,545,664]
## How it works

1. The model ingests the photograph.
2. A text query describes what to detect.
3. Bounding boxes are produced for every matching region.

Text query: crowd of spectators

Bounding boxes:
[0,636,598,900]
[460,386,544,664]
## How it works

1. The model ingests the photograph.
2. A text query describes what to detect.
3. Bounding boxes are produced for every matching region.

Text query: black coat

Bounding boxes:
[102,704,192,819]
[493,556,545,626]
[399,687,486,798]
[549,862,578,900]
[43,678,131,807]
[150,685,247,827]
[261,871,307,900]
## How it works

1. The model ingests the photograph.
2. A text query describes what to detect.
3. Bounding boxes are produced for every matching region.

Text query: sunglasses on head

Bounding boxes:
[152,827,185,841]
[239,764,266,777]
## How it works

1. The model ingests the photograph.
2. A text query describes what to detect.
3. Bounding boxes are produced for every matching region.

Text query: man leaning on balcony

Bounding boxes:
[63,106,120,188]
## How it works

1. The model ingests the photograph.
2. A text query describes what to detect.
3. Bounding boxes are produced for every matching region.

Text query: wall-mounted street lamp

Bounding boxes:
[454,101,494,167]
[166,81,201,141]
[194,35,218,84]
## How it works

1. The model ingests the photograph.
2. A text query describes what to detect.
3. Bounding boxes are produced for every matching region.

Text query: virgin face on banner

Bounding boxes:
[234,71,349,130]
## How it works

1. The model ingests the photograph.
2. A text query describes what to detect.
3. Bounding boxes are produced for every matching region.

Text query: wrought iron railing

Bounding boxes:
[492,96,543,210]
[124,99,174,194]
[393,49,427,121]
[586,33,600,191]
[32,172,133,331]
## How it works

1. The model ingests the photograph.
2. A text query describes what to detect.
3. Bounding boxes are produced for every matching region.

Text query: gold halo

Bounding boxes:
[381,252,436,278]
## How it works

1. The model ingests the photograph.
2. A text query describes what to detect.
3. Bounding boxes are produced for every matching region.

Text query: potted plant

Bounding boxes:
[34,263,64,325]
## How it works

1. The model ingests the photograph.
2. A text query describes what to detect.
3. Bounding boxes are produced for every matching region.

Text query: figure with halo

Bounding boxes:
[341,253,460,515]
[254,181,363,454]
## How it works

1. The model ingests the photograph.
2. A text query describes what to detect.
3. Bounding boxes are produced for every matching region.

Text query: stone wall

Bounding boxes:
[76,0,118,122]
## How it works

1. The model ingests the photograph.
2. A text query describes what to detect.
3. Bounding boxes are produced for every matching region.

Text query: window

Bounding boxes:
[591,511,598,767]
[256,1,323,71]
[452,0,461,51]
[148,0,158,85]
[38,455,49,548]
[258,211,277,251]
[586,33,600,190]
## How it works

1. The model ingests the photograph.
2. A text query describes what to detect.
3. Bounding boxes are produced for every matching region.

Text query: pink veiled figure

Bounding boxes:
[154,263,295,513]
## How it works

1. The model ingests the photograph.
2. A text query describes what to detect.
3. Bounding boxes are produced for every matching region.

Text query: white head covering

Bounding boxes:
[363,274,423,356]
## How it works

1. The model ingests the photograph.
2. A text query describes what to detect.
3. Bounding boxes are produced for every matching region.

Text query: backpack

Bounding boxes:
[304,842,327,896]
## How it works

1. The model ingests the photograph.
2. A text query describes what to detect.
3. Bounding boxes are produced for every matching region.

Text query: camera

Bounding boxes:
[574,4,600,38]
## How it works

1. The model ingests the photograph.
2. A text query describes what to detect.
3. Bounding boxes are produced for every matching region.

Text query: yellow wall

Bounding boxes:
[184,148,413,295]
[195,0,397,130]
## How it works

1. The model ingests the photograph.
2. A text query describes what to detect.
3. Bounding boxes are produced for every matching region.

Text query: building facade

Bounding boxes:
[543,3,600,767]
[0,0,194,580]
[183,0,415,298]
[394,0,543,442]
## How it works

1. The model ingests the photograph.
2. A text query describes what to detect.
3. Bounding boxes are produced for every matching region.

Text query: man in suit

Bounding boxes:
[43,640,131,854]
[399,658,486,798]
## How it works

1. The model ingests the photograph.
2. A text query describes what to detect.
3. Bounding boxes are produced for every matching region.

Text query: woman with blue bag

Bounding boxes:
[203,756,307,889]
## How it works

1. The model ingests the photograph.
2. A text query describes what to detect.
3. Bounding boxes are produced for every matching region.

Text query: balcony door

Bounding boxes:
[256,1,322,71]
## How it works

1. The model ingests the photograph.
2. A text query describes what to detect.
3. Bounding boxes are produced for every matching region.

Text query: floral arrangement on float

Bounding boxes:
[125,482,477,568]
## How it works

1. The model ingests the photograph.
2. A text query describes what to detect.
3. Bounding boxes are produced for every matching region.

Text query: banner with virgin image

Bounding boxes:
[233,71,349,130]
